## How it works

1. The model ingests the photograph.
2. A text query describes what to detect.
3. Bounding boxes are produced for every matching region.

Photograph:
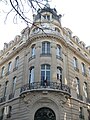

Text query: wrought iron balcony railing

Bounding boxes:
[20,82,71,96]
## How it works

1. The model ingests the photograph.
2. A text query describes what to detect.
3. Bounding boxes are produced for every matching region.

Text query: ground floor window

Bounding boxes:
[34,107,56,120]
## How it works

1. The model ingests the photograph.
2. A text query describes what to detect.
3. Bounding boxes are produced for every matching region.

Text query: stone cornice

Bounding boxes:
[67,43,90,64]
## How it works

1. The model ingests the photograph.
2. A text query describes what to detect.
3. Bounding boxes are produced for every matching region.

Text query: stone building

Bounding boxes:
[0,3,90,120]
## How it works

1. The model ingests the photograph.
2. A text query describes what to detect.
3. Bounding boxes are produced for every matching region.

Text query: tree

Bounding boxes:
[0,0,51,25]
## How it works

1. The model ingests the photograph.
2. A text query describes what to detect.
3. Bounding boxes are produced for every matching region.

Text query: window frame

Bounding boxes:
[42,41,50,54]
[41,64,50,86]
[1,66,5,77]
[83,82,88,98]
[56,45,62,57]
[81,62,86,75]
[12,76,16,94]
[15,56,19,68]
[29,66,34,84]
[57,67,62,82]
[73,57,78,69]
[8,62,12,73]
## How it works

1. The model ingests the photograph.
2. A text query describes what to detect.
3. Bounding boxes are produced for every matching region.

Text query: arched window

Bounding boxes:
[31,44,35,56]
[75,77,80,96]
[15,56,19,68]
[43,14,50,20]
[4,81,8,97]
[57,67,62,82]
[29,66,34,83]
[34,107,56,120]
[81,63,86,75]
[83,82,88,98]
[89,67,90,76]
[79,107,84,119]
[1,66,5,77]
[73,57,78,69]
[12,76,16,94]
[0,108,4,119]
[42,42,50,54]
[8,62,12,73]
[41,64,50,86]
[56,45,62,57]
[87,109,90,120]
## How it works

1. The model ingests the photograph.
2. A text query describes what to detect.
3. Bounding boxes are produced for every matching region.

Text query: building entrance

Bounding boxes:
[34,107,56,120]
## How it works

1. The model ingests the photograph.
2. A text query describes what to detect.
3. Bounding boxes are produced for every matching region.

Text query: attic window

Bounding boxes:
[70,41,73,45]
[43,15,50,20]
[55,27,60,32]
[33,27,39,33]
[84,53,88,57]
[77,48,81,51]
[6,52,9,55]
[13,47,16,50]
[19,41,23,45]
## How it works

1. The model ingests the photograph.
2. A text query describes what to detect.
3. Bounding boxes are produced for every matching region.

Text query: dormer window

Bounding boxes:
[33,27,39,33]
[43,14,50,20]
[55,27,60,32]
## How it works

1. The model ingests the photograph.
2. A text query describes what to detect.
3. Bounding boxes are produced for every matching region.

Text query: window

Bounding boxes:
[43,15,50,20]
[75,77,80,96]
[34,107,56,120]
[8,62,12,73]
[29,67,34,84]
[57,67,62,82]
[0,108,4,120]
[55,27,60,32]
[12,77,16,94]
[31,44,35,56]
[79,107,84,119]
[42,42,50,54]
[81,63,86,75]
[56,45,62,57]
[83,82,88,98]
[4,106,12,118]
[1,66,5,77]
[4,81,8,97]
[15,56,19,68]
[41,64,50,86]
[89,67,90,76]
[87,109,90,120]
[73,57,78,69]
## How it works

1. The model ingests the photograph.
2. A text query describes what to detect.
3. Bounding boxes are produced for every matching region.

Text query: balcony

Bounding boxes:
[20,82,71,96]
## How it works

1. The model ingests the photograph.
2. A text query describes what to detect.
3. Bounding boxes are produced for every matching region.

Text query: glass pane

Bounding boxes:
[34,107,56,120]
[41,65,45,69]
[46,71,50,80]
[46,65,50,69]
[41,71,45,80]
[42,43,45,53]
[47,42,50,53]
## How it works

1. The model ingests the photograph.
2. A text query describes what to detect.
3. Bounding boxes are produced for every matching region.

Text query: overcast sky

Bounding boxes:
[0,0,90,50]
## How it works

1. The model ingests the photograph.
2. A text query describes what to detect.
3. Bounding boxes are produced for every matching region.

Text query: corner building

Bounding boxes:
[0,4,90,120]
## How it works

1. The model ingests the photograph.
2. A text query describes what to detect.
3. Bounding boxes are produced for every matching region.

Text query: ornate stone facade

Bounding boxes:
[0,4,90,120]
